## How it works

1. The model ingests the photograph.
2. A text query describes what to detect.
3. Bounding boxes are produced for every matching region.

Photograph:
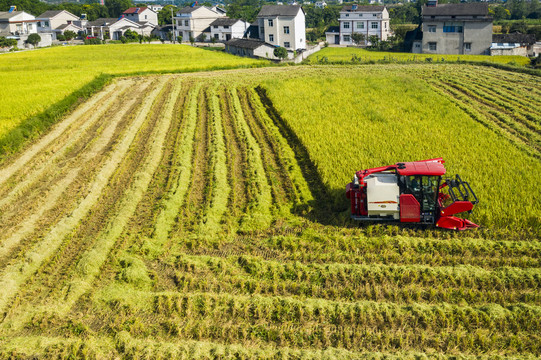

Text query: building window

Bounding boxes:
[371,22,378,29]
[214,33,219,39]
[283,26,289,34]
[269,34,274,42]
[145,15,147,19]
[429,42,437,51]
[345,13,349,17]
[343,22,350,29]
[415,43,420,48]
[268,19,273,27]
[443,22,463,33]
[224,25,229,29]
[184,20,188,26]
[284,41,290,47]
[213,25,218,28]
[373,13,377,17]
[343,34,350,42]
[356,22,364,29]
[428,25,436,32]
[44,21,49,27]
[464,42,471,51]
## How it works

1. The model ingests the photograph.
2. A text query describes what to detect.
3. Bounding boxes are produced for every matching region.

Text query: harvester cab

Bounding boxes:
[346,158,479,230]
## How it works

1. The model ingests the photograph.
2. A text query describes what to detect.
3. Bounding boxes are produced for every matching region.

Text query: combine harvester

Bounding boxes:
[346,158,479,230]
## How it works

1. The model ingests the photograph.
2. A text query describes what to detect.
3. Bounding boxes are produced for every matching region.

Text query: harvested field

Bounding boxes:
[0,65,539,359]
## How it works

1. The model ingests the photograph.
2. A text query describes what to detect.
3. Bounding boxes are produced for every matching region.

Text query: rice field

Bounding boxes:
[0,65,539,359]
[0,44,265,141]
[308,47,532,66]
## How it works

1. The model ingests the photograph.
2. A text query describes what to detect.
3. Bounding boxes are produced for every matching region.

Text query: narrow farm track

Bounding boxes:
[0,67,539,359]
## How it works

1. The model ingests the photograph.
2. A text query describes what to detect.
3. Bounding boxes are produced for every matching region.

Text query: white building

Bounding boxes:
[315,1,327,9]
[174,5,226,41]
[209,18,249,42]
[122,7,158,26]
[0,10,38,36]
[86,17,154,40]
[148,5,164,13]
[225,38,293,60]
[336,4,390,45]
[37,10,82,40]
[255,5,306,51]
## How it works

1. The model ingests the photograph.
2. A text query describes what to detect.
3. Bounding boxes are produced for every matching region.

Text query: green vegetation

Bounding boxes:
[0,44,266,157]
[0,64,539,359]
[308,47,532,66]
[262,65,540,230]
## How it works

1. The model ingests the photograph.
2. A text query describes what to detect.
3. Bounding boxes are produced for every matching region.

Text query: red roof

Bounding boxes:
[123,7,147,14]
[396,159,446,176]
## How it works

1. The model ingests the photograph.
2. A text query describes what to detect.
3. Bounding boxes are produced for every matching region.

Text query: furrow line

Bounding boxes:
[0,80,120,186]
[52,78,184,315]
[229,87,272,231]
[0,80,151,260]
[198,85,230,236]
[0,79,134,210]
[149,84,201,255]
[0,77,168,315]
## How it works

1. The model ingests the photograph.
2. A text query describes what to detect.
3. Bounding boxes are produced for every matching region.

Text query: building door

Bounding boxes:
[226,34,231,41]
[334,35,339,44]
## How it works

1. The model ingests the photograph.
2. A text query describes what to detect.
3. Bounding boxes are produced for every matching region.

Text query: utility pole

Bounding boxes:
[171,6,175,43]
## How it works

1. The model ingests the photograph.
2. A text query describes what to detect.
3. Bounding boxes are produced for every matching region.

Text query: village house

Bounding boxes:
[330,5,390,46]
[420,2,492,55]
[36,10,82,40]
[254,5,306,51]
[122,7,158,26]
[209,18,249,42]
[174,5,226,42]
[0,8,52,47]
[86,17,154,40]
[491,32,536,57]
[148,5,164,13]
[225,38,292,60]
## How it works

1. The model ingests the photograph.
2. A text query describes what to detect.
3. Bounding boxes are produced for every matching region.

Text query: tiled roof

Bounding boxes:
[422,3,489,17]
[341,5,385,12]
[493,32,536,45]
[210,18,241,26]
[123,7,148,14]
[226,38,273,49]
[257,5,302,17]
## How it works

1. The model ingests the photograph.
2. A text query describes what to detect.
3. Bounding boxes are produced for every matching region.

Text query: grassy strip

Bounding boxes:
[148,84,201,255]
[229,87,272,231]
[53,78,183,314]
[198,85,231,236]
[0,78,166,314]
[0,74,113,162]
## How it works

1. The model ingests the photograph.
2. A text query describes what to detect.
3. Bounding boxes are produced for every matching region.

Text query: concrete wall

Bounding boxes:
[422,20,492,55]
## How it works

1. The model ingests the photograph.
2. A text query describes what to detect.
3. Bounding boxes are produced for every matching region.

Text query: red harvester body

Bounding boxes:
[345,158,479,230]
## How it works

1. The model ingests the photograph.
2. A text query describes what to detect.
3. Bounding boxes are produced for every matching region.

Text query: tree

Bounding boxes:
[176,35,183,43]
[211,36,216,45]
[0,36,17,48]
[189,35,195,46]
[105,0,133,18]
[351,33,366,46]
[226,0,260,23]
[56,33,66,41]
[63,30,77,41]
[26,33,40,48]
[199,33,207,42]
[368,35,380,48]
[273,46,288,59]
[510,18,528,33]
[158,5,177,25]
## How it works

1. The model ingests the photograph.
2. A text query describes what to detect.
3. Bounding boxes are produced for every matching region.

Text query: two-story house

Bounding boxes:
[174,5,226,41]
[335,5,390,45]
[122,7,158,26]
[36,10,82,40]
[421,2,492,55]
[255,5,305,50]
[209,18,249,41]
[0,10,38,36]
